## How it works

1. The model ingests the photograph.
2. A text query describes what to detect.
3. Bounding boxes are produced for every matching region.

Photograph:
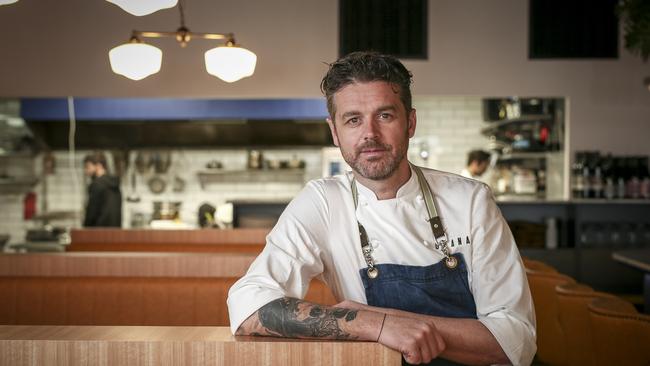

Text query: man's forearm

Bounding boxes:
[236,297,382,341]
[354,303,509,365]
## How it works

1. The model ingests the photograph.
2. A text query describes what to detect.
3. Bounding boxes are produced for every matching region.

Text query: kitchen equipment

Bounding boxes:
[205,160,222,169]
[111,150,129,178]
[126,171,141,202]
[25,226,67,242]
[513,169,538,194]
[248,150,263,169]
[198,203,217,228]
[134,151,151,174]
[172,175,186,193]
[153,151,172,174]
[0,234,9,250]
[148,176,166,194]
[152,201,182,220]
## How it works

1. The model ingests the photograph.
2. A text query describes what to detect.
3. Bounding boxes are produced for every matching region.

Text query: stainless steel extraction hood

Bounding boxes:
[22,98,334,149]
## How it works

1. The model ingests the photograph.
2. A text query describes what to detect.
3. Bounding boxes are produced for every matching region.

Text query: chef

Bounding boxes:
[228,51,536,365]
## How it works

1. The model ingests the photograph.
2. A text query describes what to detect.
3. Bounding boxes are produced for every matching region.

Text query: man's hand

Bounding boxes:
[379,314,446,364]
[335,300,446,364]
[334,300,510,365]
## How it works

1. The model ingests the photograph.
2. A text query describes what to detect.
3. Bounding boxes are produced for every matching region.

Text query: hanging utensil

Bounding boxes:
[172,175,186,193]
[148,175,166,194]
[126,170,141,203]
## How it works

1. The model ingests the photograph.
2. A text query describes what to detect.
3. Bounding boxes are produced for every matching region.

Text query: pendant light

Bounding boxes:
[204,42,257,83]
[106,0,178,16]
[109,37,162,81]
[108,1,256,82]
[0,0,19,5]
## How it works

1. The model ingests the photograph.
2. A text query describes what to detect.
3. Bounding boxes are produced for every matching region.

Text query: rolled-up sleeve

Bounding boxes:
[227,182,330,334]
[470,184,537,366]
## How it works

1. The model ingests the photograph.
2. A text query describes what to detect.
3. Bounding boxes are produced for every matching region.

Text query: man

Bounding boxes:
[228,52,535,365]
[83,152,122,227]
[461,150,491,180]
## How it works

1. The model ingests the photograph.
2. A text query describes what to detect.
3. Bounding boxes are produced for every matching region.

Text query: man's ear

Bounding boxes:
[407,109,417,138]
[326,117,340,147]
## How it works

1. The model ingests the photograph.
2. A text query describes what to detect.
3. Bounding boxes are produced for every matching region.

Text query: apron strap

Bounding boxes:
[412,164,447,241]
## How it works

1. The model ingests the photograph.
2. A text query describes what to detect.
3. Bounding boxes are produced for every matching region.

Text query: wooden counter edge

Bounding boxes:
[0,325,401,366]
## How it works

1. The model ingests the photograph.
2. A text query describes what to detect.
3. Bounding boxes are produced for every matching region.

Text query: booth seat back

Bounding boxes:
[526,268,575,366]
[0,277,336,326]
[588,297,650,366]
[522,257,558,273]
[555,282,621,366]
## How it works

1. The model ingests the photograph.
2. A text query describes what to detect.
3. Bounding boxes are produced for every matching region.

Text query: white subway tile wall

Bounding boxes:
[0,96,487,243]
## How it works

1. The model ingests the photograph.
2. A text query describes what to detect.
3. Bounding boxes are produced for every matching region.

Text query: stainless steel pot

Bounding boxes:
[152,201,182,220]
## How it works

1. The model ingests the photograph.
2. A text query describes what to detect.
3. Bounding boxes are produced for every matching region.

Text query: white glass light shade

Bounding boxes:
[106,0,177,16]
[0,0,19,5]
[109,43,162,81]
[204,46,257,83]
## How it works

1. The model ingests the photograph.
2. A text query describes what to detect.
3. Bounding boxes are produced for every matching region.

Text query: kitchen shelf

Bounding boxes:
[498,152,549,161]
[197,169,305,188]
[481,114,553,136]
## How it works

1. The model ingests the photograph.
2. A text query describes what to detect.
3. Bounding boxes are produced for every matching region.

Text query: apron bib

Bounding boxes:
[352,165,478,365]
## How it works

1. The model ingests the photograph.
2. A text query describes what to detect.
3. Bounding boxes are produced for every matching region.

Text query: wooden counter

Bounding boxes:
[0,326,401,366]
[68,228,269,253]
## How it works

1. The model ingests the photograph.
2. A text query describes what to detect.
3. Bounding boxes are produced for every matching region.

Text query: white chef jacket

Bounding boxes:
[227,166,536,366]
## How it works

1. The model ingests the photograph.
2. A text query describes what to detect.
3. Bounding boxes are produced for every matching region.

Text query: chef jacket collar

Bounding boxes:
[346,165,420,203]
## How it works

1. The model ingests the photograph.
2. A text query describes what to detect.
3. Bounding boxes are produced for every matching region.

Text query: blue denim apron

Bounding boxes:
[352,166,478,366]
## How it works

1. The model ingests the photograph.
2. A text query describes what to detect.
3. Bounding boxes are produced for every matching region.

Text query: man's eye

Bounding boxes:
[346,117,359,125]
[379,113,392,119]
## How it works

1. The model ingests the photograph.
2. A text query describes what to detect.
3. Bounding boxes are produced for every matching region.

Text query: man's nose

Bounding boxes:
[362,120,380,140]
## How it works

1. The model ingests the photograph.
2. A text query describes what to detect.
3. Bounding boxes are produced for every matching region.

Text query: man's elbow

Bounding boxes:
[232,311,260,336]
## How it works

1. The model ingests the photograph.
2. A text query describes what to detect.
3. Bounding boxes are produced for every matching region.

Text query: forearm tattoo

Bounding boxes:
[255,297,359,339]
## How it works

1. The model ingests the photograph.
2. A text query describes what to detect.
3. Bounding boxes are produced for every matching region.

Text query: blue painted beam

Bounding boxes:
[20,98,329,121]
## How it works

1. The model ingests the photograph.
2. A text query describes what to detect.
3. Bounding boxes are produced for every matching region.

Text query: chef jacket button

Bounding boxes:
[423,240,431,247]
[371,239,380,249]
[416,195,423,202]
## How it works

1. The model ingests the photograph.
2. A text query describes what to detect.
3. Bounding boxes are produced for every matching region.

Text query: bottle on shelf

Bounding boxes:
[592,166,603,199]
[639,157,650,199]
[572,152,585,199]
[602,153,616,200]
[615,158,626,199]
[625,157,641,199]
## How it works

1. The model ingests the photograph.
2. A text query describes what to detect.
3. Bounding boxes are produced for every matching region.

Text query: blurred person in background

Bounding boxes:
[83,152,122,227]
[461,150,491,180]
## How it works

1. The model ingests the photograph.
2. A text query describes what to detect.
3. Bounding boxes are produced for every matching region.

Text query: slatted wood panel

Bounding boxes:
[0,252,257,277]
[69,228,269,253]
[0,253,338,326]
[0,326,401,366]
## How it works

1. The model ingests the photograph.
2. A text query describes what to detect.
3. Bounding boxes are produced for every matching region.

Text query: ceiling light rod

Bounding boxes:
[128,0,235,47]
[129,29,234,47]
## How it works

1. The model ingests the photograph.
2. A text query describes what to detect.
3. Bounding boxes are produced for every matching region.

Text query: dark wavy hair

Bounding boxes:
[320,51,413,119]
[83,151,108,169]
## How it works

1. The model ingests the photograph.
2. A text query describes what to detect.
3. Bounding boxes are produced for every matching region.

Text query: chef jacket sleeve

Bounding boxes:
[227,181,329,334]
[470,184,537,366]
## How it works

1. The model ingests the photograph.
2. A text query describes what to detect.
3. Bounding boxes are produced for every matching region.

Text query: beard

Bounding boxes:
[341,139,407,180]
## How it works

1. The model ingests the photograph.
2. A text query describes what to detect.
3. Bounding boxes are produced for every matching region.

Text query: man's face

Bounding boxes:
[84,162,97,178]
[470,160,489,177]
[326,81,416,180]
